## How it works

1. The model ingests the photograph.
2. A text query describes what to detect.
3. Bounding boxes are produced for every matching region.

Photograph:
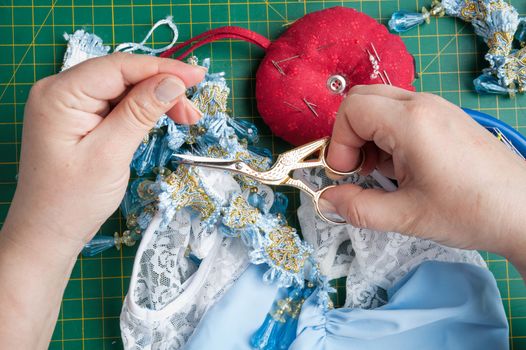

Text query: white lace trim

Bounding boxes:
[120,210,250,349]
[296,168,486,309]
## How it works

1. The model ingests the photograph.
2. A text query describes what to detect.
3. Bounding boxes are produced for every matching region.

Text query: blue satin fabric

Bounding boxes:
[185,261,508,350]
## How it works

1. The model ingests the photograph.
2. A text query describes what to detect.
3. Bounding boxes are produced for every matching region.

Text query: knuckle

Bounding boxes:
[404,99,436,131]
[122,97,157,130]
[340,93,361,113]
[29,76,53,98]
[346,202,370,229]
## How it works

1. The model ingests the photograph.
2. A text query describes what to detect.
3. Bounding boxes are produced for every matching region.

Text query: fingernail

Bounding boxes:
[185,99,203,123]
[155,77,186,103]
[197,65,208,73]
[318,198,347,223]
[318,198,337,214]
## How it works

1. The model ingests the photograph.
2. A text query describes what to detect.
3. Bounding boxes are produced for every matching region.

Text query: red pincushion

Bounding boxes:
[255,7,415,145]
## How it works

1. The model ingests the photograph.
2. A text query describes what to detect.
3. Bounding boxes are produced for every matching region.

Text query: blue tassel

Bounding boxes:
[82,235,115,256]
[388,10,429,33]
[277,317,298,350]
[227,118,260,144]
[251,288,306,350]
[250,314,281,350]
[473,74,515,95]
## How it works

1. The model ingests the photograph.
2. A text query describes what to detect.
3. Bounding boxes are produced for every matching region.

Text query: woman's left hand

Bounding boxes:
[0,53,205,349]
[3,53,205,256]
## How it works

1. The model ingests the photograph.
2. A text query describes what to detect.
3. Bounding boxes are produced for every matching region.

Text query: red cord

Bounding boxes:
[160,26,270,60]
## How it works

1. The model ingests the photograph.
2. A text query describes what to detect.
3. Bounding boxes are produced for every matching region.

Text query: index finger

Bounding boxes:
[327,93,405,172]
[56,52,206,101]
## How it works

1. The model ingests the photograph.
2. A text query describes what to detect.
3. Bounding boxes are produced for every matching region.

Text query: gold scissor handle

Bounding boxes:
[283,180,347,225]
[282,138,365,225]
[318,138,366,177]
[313,185,347,225]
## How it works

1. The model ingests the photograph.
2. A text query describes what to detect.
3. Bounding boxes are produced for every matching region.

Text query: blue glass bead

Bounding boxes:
[248,190,265,211]
[188,253,202,266]
[515,20,526,43]
[132,129,163,175]
[388,10,428,33]
[130,179,157,206]
[227,118,260,144]
[82,235,115,256]
[269,192,289,216]
[473,74,514,95]
[248,145,273,163]
[120,185,142,218]
[156,135,173,168]
[132,139,148,162]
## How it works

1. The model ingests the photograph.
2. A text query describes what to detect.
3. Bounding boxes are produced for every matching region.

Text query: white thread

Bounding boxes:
[114,16,179,55]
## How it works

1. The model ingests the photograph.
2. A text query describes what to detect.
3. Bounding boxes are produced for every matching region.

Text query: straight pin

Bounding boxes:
[383,70,393,85]
[370,43,381,62]
[272,60,286,75]
[379,72,387,84]
[284,101,304,113]
[303,98,319,117]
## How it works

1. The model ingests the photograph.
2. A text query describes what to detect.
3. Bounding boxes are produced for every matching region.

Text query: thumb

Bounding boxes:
[86,74,200,162]
[321,184,417,233]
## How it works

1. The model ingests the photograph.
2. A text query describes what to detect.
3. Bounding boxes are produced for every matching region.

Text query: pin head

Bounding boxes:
[327,75,346,94]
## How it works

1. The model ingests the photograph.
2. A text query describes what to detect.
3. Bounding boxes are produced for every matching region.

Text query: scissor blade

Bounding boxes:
[174,153,237,165]
[173,153,246,173]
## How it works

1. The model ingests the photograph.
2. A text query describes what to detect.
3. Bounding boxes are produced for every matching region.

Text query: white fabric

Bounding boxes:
[120,211,250,349]
[120,168,251,350]
[296,168,486,309]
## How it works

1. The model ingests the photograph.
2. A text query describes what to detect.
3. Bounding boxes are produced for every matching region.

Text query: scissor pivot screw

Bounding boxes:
[235,163,243,170]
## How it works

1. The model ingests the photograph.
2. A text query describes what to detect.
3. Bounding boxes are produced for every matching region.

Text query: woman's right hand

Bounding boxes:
[323,85,526,274]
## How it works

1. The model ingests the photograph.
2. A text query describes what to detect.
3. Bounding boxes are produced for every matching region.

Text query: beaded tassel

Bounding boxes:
[132,128,164,176]
[389,1,445,33]
[227,118,260,144]
[250,288,299,350]
[248,187,266,212]
[251,286,314,350]
[81,231,136,256]
[474,74,516,95]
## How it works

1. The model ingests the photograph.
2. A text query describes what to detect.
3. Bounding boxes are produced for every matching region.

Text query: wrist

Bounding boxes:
[2,213,85,264]
[503,218,526,279]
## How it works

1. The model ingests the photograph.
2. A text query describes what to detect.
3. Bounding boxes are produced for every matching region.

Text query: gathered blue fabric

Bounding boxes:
[185,261,508,350]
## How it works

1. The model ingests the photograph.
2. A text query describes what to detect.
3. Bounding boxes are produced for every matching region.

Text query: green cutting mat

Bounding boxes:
[0,0,525,349]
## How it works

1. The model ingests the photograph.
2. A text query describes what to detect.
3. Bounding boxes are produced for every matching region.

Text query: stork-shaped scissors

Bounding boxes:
[174,137,364,224]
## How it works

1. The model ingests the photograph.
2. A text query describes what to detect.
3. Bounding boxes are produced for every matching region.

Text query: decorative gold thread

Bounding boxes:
[223,196,259,229]
[265,226,306,273]
[165,166,215,219]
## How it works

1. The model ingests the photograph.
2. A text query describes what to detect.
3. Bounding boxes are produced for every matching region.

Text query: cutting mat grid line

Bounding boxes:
[0,0,525,349]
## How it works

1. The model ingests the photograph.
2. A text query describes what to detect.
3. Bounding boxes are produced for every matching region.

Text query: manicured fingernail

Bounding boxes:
[185,99,203,123]
[197,65,208,73]
[155,77,186,103]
